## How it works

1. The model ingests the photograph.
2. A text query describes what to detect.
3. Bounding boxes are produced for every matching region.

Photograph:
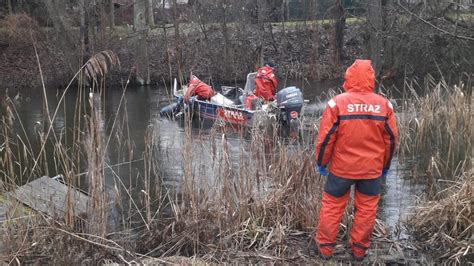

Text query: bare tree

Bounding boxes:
[146,0,155,27]
[220,0,231,74]
[193,1,209,40]
[280,0,288,42]
[309,0,320,78]
[134,0,151,85]
[331,0,346,69]
[109,0,115,27]
[45,0,80,73]
[381,0,397,82]
[362,0,383,74]
[172,0,184,84]
[7,0,13,14]
[256,0,267,67]
[96,0,107,48]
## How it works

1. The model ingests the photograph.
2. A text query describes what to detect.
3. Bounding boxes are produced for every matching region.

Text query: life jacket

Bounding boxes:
[255,66,277,101]
[184,76,216,103]
[315,60,398,179]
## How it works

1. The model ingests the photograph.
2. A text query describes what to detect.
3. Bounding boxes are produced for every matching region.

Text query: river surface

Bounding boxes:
[2,79,422,238]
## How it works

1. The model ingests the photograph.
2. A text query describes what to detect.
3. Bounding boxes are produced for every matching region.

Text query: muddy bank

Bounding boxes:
[0,21,363,90]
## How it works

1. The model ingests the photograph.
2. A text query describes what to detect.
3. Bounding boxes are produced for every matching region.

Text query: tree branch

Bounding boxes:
[397,2,474,41]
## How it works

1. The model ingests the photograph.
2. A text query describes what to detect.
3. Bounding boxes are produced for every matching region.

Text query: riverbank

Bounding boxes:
[1,5,473,91]
[0,17,364,90]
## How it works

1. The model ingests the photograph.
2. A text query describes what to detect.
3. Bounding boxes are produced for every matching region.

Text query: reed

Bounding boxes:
[406,170,473,263]
[397,75,472,181]
[399,75,473,263]
[4,71,472,264]
[0,50,135,263]
[135,120,393,263]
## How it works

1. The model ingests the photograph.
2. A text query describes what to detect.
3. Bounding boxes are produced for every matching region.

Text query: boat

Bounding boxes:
[160,73,305,130]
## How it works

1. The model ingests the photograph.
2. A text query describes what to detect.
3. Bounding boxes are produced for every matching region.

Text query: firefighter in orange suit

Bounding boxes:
[184,75,216,104]
[255,63,278,101]
[313,59,398,261]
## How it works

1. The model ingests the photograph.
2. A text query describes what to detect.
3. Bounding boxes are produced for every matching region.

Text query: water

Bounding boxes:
[2,80,421,237]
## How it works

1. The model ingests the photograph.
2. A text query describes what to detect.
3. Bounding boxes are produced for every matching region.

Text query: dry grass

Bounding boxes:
[398,75,473,263]
[406,171,473,264]
[84,50,120,85]
[397,75,472,180]
[134,122,399,263]
[0,51,133,263]
[3,72,472,264]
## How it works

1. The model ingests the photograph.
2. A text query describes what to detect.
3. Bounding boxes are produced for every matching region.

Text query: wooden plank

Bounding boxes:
[8,176,90,218]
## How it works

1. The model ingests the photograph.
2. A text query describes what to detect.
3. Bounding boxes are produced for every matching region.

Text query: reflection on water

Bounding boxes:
[2,80,422,238]
[381,158,425,238]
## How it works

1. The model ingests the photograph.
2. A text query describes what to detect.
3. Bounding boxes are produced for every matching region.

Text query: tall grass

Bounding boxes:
[135,121,394,263]
[406,170,472,264]
[0,51,134,263]
[4,71,472,263]
[397,75,472,181]
[398,75,473,263]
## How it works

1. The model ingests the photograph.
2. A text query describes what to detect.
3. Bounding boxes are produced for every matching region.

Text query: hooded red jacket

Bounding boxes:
[255,66,278,101]
[184,76,216,103]
[315,60,398,179]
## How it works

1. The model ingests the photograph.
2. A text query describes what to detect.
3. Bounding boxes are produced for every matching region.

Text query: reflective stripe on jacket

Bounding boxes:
[315,60,398,179]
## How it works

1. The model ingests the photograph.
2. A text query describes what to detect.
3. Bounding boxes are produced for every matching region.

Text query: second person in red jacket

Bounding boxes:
[255,63,278,101]
[313,59,398,261]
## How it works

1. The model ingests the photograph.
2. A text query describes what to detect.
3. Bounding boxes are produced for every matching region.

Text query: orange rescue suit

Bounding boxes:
[255,66,278,101]
[184,76,216,103]
[315,60,398,179]
[314,59,398,259]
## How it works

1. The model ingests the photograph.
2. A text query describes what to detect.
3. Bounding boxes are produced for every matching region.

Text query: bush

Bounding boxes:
[3,13,40,46]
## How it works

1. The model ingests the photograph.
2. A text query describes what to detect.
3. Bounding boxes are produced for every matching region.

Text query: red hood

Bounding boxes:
[342,60,375,93]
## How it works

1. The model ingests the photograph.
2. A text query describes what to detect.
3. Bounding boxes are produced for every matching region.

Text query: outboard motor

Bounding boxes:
[160,97,183,118]
[276,86,303,129]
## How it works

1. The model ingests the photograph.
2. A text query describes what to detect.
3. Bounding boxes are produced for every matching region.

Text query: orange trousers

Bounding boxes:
[314,174,381,257]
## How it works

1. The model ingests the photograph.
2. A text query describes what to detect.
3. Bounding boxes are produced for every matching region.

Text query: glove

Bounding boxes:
[381,168,389,177]
[317,165,328,176]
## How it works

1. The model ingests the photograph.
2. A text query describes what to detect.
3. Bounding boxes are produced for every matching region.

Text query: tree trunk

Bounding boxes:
[283,0,289,21]
[134,0,150,85]
[364,0,383,75]
[172,0,183,84]
[380,0,397,87]
[220,0,237,79]
[109,0,115,28]
[221,0,230,62]
[7,0,12,14]
[256,1,267,67]
[331,0,346,69]
[309,0,320,78]
[382,0,394,68]
[45,0,79,74]
[79,0,90,75]
[146,0,155,27]
[80,0,86,50]
[98,0,107,48]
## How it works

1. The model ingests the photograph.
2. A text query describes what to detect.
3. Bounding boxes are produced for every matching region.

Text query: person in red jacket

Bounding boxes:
[313,59,398,261]
[184,75,216,103]
[255,63,278,101]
